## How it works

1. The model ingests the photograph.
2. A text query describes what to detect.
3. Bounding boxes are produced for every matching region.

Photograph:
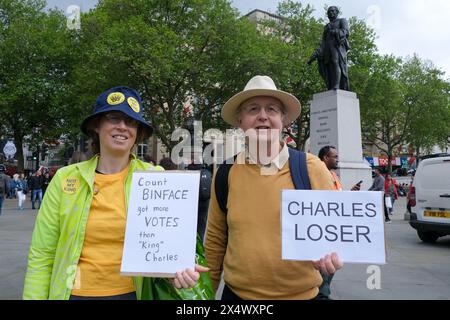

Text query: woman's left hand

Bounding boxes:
[312,252,343,276]
[172,265,210,289]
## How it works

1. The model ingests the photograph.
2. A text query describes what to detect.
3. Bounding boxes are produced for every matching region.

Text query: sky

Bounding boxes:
[46,0,450,78]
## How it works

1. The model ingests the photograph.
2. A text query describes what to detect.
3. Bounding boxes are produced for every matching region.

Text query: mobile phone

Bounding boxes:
[356,180,363,185]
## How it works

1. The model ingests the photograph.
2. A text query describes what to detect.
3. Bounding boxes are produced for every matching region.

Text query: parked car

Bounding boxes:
[409,156,450,243]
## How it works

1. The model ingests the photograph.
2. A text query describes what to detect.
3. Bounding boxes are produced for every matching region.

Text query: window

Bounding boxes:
[137,144,148,159]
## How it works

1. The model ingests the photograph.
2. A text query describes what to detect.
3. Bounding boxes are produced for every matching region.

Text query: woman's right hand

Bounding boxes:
[171,265,210,289]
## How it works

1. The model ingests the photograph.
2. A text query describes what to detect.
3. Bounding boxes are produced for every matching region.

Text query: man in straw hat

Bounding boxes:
[204,75,343,300]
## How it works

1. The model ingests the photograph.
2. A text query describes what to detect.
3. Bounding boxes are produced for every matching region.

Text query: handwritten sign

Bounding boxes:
[121,171,200,277]
[281,190,386,264]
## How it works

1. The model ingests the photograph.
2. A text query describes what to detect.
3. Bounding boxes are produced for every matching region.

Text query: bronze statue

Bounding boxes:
[307,6,350,91]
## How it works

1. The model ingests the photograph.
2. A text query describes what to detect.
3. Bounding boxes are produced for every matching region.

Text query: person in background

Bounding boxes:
[12,173,26,210]
[369,168,390,223]
[0,165,10,215]
[317,145,361,298]
[8,177,16,199]
[318,146,361,191]
[42,172,51,196]
[385,173,398,215]
[28,170,44,210]
[20,173,29,202]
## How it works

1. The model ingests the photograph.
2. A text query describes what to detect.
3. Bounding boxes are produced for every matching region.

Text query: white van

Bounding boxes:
[409,155,450,243]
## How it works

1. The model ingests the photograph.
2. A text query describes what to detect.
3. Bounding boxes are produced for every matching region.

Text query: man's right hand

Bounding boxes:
[313,252,343,276]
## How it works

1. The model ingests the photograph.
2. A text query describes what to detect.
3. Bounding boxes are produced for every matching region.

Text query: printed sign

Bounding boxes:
[281,190,386,264]
[121,171,200,277]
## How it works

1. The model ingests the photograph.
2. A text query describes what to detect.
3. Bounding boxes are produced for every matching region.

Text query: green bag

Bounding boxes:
[139,235,215,300]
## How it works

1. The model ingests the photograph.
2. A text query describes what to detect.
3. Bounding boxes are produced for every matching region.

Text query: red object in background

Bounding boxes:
[44,139,60,146]
[5,165,17,177]
[408,183,416,207]
[378,158,388,166]
[378,157,398,167]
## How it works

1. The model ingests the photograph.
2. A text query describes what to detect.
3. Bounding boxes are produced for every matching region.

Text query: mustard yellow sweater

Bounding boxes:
[204,153,335,300]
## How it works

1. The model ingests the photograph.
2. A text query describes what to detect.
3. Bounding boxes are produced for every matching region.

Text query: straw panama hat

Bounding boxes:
[221,75,301,127]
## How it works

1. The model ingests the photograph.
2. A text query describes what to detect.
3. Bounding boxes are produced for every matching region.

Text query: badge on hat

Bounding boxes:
[127,97,140,113]
[107,92,125,105]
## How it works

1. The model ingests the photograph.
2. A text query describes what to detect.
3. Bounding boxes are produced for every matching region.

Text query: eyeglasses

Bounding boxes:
[103,113,139,128]
[241,103,283,116]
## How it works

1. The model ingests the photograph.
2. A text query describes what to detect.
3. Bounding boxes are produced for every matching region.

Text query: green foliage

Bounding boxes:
[359,55,404,153]
[1,0,448,167]
[256,1,324,149]
[400,55,450,156]
[347,17,378,95]
[76,0,270,150]
[359,54,450,172]
[0,0,77,170]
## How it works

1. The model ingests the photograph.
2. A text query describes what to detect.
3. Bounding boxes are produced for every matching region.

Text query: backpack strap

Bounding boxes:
[215,150,311,213]
[288,148,311,190]
[214,157,236,214]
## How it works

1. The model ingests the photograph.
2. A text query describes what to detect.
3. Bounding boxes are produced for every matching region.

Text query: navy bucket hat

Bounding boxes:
[81,86,153,137]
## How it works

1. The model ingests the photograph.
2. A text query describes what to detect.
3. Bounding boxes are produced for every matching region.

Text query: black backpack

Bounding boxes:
[214,148,311,214]
[199,168,212,201]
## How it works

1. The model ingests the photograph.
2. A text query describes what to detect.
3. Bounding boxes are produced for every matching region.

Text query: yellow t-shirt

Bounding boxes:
[71,165,134,297]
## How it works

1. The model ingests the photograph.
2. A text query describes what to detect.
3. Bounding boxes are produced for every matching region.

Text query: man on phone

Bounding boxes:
[318,146,361,191]
[316,146,360,298]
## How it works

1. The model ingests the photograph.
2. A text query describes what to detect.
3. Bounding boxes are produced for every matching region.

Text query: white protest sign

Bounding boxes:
[281,190,386,264]
[121,171,200,277]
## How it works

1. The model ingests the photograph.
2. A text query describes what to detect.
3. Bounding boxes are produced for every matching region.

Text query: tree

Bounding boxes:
[360,54,450,173]
[75,0,270,152]
[0,0,78,171]
[346,17,378,95]
[359,55,404,173]
[268,1,324,150]
[400,55,450,156]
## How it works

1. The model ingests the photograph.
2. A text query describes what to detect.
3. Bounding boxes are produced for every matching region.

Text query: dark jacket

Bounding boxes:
[0,173,10,195]
[28,175,44,190]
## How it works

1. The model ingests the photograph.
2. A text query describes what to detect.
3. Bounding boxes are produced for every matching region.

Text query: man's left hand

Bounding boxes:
[172,265,209,289]
[313,252,343,275]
